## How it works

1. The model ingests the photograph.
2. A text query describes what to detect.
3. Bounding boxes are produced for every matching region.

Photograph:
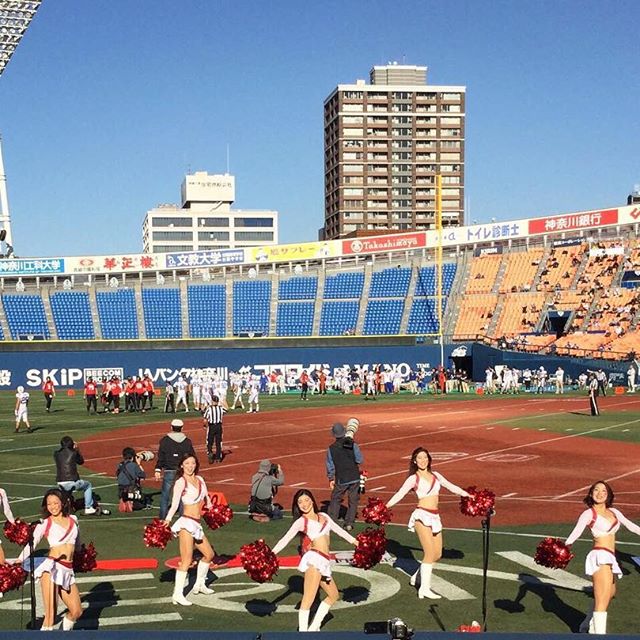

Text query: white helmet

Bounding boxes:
[17,385,24,393]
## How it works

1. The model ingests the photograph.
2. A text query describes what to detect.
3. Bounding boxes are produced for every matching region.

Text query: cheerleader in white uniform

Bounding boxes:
[16,489,82,631]
[164,454,215,606]
[386,447,471,599]
[271,489,357,632]
[565,480,640,634]
[0,487,16,587]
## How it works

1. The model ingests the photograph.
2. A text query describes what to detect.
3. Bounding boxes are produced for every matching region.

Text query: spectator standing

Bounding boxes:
[14,385,32,433]
[203,395,227,464]
[116,447,147,511]
[326,422,363,531]
[164,382,175,413]
[84,377,98,414]
[155,419,195,520]
[42,376,56,412]
[54,436,96,514]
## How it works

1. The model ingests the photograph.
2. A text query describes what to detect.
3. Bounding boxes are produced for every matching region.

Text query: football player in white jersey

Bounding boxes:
[15,385,32,433]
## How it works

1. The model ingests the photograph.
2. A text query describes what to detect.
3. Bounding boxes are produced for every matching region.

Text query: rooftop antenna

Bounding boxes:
[0,134,14,247]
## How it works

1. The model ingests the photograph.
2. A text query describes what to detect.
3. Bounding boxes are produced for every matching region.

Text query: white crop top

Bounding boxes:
[272,514,356,555]
[0,488,15,523]
[166,475,209,521]
[386,471,467,508]
[566,507,640,546]
[17,515,79,562]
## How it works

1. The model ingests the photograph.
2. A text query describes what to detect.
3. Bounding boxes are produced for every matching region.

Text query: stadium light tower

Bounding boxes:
[0,0,43,250]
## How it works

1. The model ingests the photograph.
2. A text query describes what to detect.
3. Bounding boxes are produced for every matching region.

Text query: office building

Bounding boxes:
[142,172,278,253]
[323,63,465,238]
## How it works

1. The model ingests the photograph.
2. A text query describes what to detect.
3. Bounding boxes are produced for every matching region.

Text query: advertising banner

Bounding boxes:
[248,241,338,264]
[0,258,65,276]
[65,254,162,275]
[528,208,618,235]
[342,232,426,255]
[165,249,245,269]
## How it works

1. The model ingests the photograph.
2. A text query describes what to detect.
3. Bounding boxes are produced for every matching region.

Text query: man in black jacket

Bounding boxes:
[154,419,196,519]
[55,435,96,515]
[326,422,363,531]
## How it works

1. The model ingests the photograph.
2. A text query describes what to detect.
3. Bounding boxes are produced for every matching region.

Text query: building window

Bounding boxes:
[153,245,194,253]
[151,217,193,227]
[198,231,230,241]
[152,231,193,241]
[234,231,275,241]
[198,217,229,227]
[234,218,274,227]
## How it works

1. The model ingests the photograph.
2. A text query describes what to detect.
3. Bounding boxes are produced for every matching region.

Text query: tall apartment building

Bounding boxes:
[142,172,278,253]
[323,63,465,239]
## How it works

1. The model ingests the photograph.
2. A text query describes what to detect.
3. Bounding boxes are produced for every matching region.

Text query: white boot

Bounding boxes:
[298,608,310,632]
[308,601,331,632]
[409,567,420,586]
[62,615,75,631]
[418,563,441,599]
[172,569,192,606]
[591,611,606,634]
[192,561,214,595]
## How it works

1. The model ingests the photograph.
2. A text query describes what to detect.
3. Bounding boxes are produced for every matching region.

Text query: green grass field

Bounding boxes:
[1,390,640,633]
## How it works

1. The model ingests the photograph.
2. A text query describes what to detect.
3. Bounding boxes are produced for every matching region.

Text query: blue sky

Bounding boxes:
[0,0,638,258]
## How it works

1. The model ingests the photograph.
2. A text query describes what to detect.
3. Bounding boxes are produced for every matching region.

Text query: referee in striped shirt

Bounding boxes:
[203,395,227,463]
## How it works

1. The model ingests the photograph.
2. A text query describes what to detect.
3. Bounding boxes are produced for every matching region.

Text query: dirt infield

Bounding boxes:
[79,394,640,529]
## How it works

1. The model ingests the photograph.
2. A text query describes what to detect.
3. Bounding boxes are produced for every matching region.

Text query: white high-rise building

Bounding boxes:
[142,172,278,253]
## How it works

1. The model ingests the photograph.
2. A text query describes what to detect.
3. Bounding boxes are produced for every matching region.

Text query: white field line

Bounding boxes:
[553,466,640,500]
[77,613,182,627]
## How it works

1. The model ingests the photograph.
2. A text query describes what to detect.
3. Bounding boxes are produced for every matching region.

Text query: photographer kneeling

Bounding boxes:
[116,447,151,512]
[249,459,284,522]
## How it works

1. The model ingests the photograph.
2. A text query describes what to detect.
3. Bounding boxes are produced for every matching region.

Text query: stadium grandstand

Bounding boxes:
[0,202,639,381]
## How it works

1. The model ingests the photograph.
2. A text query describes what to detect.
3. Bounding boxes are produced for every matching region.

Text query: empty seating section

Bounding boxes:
[363,299,404,335]
[407,298,439,334]
[324,271,364,299]
[369,268,411,297]
[187,285,226,338]
[499,249,544,293]
[320,301,359,336]
[2,294,50,339]
[538,246,582,291]
[453,294,498,338]
[466,255,501,294]
[233,280,271,336]
[278,276,318,300]
[50,291,95,340]
[415,264,456,296]
[493,293,545,336]
[276,302,314,336]
[96,289,138,339]
[142,288,182,339]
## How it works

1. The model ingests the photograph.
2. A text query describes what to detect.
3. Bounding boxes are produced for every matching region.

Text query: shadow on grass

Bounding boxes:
[77,581,117,630]
[245,574,303,616]
[494,574,586,632]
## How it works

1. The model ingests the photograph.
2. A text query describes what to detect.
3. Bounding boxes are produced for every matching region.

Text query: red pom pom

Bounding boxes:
[460,486,496,517]
[456,621,482,632]
[143,518,172,549]
[202,502,233,530]
[534,537,574,569]
[0,562,27,593]
[239,539,279,583]
[361,498,392,526]
[73,542,97,573]
[3,519,33,546]
[351,527,387,569]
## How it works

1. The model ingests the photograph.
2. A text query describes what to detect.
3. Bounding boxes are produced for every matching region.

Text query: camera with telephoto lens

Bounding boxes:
[136,451,154,462]
[364,618,414,639]
[269,463,279,477]
[342,417,359,449]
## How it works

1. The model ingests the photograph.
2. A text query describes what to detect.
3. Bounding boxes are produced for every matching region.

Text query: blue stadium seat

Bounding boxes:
[414,264,457,296]
[50,291,95,340]
[276,301,314,336]
[363,299,405,335]
[2,294,50,340]
[278,276,318,300]
[188,284,226,338]
[233,280,271,336]
[324,272,365,299]
[369,268,411,298]
[407,298,440,334]
[96,289,139,340]
[142,288,182,339]
[319,301,359,336]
